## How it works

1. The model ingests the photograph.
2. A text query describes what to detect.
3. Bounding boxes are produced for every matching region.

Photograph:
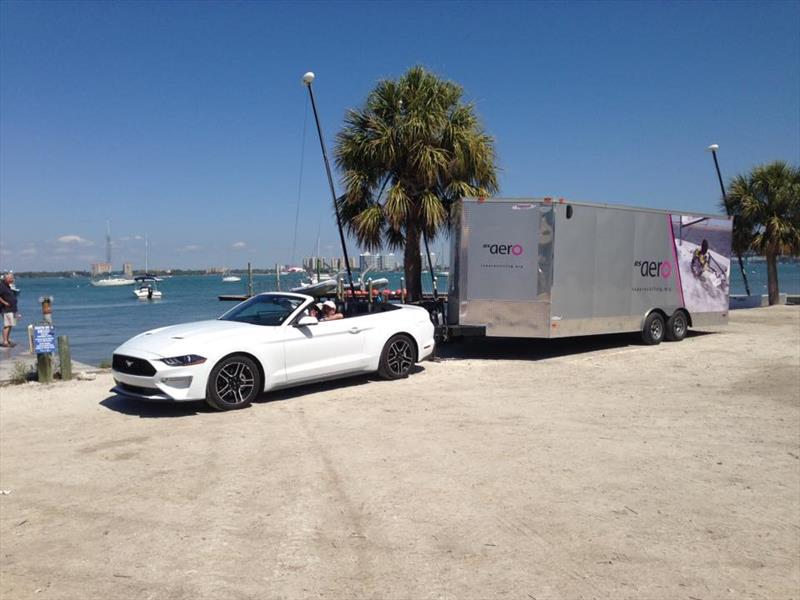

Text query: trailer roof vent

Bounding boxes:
[566,205,574,219]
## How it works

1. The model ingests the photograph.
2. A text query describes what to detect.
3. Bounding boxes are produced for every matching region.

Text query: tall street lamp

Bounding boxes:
[707,144,750,296]
[302,71,357,300]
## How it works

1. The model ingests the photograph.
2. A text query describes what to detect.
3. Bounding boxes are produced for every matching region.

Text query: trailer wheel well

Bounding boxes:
[677,309,693,327]
[642,308,669,330]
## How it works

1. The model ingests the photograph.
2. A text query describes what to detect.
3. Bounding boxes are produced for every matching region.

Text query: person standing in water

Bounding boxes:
[0,272,20,348]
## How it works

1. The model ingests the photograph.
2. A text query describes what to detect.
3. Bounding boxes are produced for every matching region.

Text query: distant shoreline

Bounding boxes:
[5,255,800,278]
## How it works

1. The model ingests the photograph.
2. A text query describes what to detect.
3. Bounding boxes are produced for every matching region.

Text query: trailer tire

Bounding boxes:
[665,311,688,342]
[641,312,665,345]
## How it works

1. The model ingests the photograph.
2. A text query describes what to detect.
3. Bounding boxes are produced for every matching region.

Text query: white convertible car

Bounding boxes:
[111,292,435,411]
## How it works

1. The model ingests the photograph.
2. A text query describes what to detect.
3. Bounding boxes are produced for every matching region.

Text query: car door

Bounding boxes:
[282,316,368,384]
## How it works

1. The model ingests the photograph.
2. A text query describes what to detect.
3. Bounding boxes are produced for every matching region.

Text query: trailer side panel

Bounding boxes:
[550,204,682,337]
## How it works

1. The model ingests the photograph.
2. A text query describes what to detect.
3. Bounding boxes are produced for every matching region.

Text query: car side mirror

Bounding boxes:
[295,316,318,327]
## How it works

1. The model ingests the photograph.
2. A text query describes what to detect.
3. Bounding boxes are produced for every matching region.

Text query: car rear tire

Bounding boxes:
[641,312,665,345]
[378,334,416,380]
[205,355,261,411]
[665,311,688,342]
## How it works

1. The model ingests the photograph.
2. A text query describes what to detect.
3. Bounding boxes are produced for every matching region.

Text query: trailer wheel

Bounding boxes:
[665,311,688,342]
[641,312,665,345]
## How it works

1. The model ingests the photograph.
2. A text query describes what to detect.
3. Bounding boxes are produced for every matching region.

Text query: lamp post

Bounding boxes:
[302,71,357,301]
[706,144,750,296]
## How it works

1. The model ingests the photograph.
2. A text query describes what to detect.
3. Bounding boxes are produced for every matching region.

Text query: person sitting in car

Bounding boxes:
[307,303,322,319]
[319,299,343,321]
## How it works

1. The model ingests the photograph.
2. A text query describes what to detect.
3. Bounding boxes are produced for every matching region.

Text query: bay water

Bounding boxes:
[4,262,798,367]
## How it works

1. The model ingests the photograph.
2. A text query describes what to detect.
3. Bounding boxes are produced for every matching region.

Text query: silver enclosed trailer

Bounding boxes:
[447,197,733,344]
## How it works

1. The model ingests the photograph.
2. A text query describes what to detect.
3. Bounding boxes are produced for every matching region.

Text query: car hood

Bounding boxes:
[116,320,276,358]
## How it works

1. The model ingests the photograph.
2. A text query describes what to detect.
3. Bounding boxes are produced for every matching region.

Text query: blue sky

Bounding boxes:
[1,0,798,271]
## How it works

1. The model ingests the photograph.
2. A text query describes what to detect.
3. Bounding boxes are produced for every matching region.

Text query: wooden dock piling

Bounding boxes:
[37,354,53,384]
[58,336,72,381]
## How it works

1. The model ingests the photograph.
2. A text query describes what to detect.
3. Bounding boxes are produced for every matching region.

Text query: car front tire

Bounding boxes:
[205,355,262,411]
[378,334,416,380]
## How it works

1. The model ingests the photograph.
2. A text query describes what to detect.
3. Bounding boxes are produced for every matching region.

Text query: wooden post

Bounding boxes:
[27,324,34,354]
[368,278,373,305]
[37,353,53,384]
[400,277,406,304]
[247,262,253,297]
[58,336,72,381]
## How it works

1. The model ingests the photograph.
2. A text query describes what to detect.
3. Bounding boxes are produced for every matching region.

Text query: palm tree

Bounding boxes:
[335,66,499,301]
[726,161,800,305]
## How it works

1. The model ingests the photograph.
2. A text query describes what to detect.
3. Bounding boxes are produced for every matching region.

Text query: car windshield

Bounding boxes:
[219,294,304,326]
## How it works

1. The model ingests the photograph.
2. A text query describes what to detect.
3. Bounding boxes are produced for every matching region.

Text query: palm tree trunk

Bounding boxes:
[766,251,780,305]
[404,221,422,302]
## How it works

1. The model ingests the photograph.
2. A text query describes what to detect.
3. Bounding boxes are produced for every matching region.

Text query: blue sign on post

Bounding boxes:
[33,324,56,354]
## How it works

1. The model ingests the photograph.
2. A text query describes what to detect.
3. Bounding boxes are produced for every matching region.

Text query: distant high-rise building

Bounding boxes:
[304,256,328,272]
[122,262,133,277]
[382,253,398,271]
[359,252,381,271]
[420,252,436,270]
[91,262,112,276]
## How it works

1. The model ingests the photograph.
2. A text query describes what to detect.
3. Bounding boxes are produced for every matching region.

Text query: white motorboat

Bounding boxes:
[133,277,162,300]
[221,267,241,282]
[91,277,135,287]
[291,278,338,296]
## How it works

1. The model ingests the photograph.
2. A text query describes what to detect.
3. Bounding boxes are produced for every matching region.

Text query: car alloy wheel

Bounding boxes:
[215,361,255,405]
[206,354,262,411]
[378,334,415,380]
[387,338,413,376]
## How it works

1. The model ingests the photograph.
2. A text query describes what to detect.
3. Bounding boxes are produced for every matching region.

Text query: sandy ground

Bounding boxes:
[0,306,798,600]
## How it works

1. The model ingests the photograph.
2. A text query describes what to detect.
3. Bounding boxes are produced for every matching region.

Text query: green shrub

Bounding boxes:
[98,359,112,369]
[10,362,34,385]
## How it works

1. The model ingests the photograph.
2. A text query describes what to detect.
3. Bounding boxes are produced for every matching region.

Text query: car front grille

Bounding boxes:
[112,354,156,376]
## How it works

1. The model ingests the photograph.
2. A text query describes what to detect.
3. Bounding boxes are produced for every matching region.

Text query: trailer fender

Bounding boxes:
[640,308,669,332]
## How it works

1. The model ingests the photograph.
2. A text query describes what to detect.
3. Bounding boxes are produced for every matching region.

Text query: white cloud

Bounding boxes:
[232,241,247,249]
[177,244,202,252]
[57,235,93,245]
[20,248,37,256]
[133,235,144,241]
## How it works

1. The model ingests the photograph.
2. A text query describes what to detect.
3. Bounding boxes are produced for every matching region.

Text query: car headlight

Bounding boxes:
[160,354,206,367]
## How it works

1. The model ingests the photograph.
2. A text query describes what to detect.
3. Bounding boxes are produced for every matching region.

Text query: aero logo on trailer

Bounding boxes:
[484,243,524,256]
[634,260,672,279]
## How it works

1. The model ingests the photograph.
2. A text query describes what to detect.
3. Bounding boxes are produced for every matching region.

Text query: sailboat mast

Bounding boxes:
[302,71,356,300]
[105,221,112,265]
[145,234,149,274]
